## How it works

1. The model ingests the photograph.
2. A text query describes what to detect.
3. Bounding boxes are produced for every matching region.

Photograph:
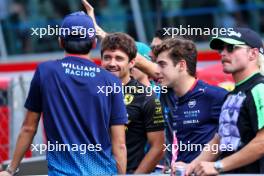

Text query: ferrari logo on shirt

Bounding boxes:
[155,106,162,114]
[124,94,134,105]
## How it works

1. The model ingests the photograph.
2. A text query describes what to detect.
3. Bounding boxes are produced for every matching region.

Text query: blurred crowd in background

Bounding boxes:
[0,0,264,58]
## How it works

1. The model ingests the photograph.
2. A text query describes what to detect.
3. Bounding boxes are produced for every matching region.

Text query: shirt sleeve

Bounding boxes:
[143,94,164,132]
[210,88,228,121]
[24,67,42,113]
[250,83,264,130]
[109,79,128,125]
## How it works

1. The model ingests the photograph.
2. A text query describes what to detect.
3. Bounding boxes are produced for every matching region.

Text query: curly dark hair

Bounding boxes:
[101,32,137,61]
[153,38,197,77]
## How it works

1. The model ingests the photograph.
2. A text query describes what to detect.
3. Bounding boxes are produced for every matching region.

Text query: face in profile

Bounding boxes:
[156,50,181,88]
[219,44,252,74]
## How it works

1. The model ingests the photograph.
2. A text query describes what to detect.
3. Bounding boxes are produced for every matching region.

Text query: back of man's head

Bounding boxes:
[151,28,185,53]
[59,11,96,54]
[154,28,172,41]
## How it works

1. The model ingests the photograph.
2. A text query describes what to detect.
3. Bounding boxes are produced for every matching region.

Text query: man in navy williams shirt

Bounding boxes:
[151,38,228,168]
[0,12,128,176]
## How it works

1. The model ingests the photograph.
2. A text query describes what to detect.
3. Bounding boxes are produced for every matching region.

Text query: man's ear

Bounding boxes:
[249,48,259,62]
[129,59,135,69]
[58,37,64,49]
[178,59,187,71]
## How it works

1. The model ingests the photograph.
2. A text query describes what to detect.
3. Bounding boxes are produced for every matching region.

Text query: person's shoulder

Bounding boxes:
[135,81,158,102]
[100,68,118,80]
[251,81,264,97]
[133,79,147,87]
[39,58,64,67]
[250,80,264,118]
[100,68,122,84]
[240,74,264,94]
[199,80,228,98]
[126,79,157,100]
[124,78,144,88]
[252,74,264,86]
[37,60,59,72]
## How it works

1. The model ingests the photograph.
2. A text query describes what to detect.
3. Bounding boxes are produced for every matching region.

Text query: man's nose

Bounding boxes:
[108,59,117,66]
[220,48,228,57]
[156,66,162,77]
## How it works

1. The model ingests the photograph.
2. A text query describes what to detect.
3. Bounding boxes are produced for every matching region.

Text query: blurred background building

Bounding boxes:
[0,0,264,60]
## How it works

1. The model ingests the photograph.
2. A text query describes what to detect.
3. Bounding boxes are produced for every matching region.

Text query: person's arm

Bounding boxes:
[82,0,159,78]
[134,131,165,173]
[110,125,127,174]
[134,53,159,79]
[192,129,264,176]
[192,85,264,175]
[218,129,264,172]
[0,111,40,176]
[134,95,164,173]
[82,0,107,39]
[185,134,221,175]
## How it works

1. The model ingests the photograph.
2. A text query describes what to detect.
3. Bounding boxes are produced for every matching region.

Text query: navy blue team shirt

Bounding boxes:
[25,56,128,175]
[161,79,228,164]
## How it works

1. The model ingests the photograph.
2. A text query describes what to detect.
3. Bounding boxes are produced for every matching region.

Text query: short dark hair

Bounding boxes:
[153,38,197,77]
[101,32,137,61]
[61,39,93,54]
[154,28,172,40]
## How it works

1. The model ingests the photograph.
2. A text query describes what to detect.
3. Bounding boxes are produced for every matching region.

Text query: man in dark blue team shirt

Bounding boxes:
[0,12,128,175]
[149,38,228,170]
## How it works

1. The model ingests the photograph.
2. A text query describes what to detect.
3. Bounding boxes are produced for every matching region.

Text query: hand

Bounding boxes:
[81,0,96,23]
[0,171,12,176]
[171,161,187,174]
[193,161,218,176]
[185,160,199,176]
[81,0,107,38]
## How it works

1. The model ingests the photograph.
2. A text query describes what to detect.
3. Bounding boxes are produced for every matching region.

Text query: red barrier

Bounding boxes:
[0,58,102,72]
[0,51,221,72]
[0,106,9,163]
[0,78,32,163]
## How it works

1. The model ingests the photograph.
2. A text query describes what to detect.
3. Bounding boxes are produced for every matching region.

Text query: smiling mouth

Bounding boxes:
[157,77,164,83]
[107,69,120,72]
